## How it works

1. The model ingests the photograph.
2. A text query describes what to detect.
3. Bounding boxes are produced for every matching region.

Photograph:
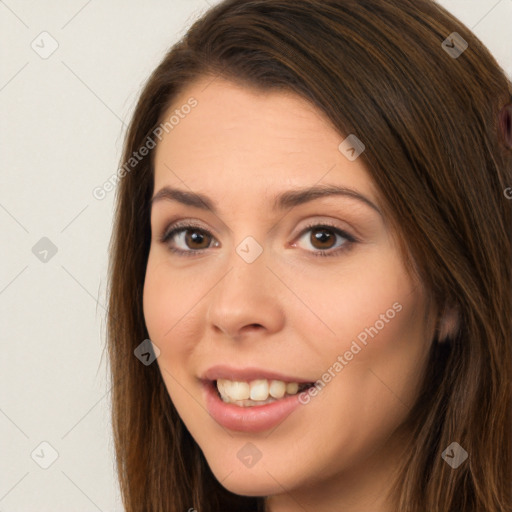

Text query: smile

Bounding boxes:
[216,378,313,406]
[199,365,317,431]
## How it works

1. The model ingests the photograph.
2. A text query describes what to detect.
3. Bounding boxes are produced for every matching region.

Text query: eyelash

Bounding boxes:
[158,220,358,258]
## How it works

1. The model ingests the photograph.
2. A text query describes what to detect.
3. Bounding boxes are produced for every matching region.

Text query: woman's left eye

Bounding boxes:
[159,223,357,258]
[293,224,357,257]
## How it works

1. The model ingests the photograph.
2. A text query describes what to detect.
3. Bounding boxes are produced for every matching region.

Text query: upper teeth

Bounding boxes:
[217,378,302,403]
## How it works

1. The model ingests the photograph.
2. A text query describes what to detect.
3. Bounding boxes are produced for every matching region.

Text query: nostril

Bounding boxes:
[243,323,263,332]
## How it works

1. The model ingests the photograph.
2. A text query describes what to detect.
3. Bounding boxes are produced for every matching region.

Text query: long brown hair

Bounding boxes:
[106,1,512,510]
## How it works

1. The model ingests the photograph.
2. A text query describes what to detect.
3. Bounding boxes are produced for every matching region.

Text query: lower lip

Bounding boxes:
[202,381,304,433]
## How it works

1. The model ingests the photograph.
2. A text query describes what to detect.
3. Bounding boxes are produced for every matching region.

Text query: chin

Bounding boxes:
[200,451,288,497]
[214,472,281,497]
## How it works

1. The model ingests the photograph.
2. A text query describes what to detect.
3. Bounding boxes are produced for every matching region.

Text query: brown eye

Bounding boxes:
[161,225,218,255]
[309,227,337,250]
[294,223,356,257]
[183,229,211,249]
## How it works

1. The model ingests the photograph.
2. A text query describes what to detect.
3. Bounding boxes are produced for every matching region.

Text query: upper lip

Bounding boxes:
[200,364,313,384]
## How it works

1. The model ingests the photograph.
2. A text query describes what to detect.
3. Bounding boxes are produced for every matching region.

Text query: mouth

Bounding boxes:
[200,366,317,432]
[211,378,316,407]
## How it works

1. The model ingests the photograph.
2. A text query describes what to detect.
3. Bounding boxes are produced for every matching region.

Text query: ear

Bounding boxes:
[437,303,460,343]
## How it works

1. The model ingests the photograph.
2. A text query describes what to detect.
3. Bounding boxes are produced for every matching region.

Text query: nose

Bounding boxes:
[205,244,285,341]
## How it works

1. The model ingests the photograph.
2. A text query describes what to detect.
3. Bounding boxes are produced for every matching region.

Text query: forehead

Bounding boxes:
[152,76,377,205]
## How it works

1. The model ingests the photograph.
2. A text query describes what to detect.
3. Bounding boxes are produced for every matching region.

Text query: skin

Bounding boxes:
[143,75,439,512]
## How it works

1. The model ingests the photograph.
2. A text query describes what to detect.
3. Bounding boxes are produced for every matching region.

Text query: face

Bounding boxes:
[143,76,436,505]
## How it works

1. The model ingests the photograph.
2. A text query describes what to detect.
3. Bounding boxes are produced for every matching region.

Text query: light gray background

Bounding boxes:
[1,1,511,511]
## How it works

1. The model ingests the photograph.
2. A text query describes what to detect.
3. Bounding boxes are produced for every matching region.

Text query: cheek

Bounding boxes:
[288,249,424,361]
[142,258,207,418]
[340,263,430,391]
[142,255,206,345]
[294,251,431,417]
[285,283,430,477]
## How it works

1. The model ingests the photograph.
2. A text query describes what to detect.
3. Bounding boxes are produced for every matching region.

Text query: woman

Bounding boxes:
[106,0,512,510]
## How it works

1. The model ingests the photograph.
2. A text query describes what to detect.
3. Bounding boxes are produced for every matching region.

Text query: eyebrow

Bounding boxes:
[150,184,382,217]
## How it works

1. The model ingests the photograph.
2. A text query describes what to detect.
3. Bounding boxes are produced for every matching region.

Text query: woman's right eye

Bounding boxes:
[160,224,219,257]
